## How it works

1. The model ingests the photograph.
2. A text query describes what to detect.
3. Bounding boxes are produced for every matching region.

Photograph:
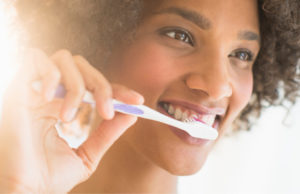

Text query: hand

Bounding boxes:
[0,49,144,193]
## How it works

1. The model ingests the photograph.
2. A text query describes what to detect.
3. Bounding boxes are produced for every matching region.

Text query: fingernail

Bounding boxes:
[105,98,115,119]
[63,107,78,122]
[137,95,144,104]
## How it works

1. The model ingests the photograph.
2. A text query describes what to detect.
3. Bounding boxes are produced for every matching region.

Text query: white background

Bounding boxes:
[178,103,300,194]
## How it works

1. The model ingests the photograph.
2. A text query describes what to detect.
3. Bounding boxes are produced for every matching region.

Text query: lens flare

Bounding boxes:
[0,1,20,112]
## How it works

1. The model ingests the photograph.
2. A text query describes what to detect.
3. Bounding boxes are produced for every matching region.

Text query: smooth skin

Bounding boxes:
[0,49,144,192]
[0,0,260,193]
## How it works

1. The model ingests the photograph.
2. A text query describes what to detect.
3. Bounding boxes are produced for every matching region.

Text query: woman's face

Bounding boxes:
[104,0,260,175]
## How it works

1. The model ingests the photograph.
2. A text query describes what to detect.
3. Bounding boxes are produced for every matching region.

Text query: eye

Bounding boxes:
[228,49,254,62]
[160,27,195,46]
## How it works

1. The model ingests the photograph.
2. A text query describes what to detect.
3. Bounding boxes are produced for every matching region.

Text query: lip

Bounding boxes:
[157,105,215,146]
[159,99,226,116]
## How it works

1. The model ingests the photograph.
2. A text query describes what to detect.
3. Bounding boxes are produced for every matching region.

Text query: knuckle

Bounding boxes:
[97,87,112,99]
[73,55,86,62]
[73,55,92,69]
[71,85,86,96]
[96,81,112,93]
[53,49,73,63]
[50,68,61,80]
[56,49,72,57]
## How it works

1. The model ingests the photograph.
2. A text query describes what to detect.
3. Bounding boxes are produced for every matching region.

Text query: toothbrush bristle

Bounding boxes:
[183,118,210,127]
[183,117,196,123]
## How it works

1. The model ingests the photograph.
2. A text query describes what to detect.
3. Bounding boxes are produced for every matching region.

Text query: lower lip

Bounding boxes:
[157,105,213,146]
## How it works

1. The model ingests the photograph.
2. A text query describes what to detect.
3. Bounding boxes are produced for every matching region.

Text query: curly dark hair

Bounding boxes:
[14,0,300,130]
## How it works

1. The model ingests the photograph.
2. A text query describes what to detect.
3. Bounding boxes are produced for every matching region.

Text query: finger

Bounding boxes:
[73,55,114,120]
[52,50,86,122]
[10,49,61,105]
[111,84,144,105]
[41,67,61,102]
[75,113,137,173]
[30,49,61,102]
[31,99,64,120]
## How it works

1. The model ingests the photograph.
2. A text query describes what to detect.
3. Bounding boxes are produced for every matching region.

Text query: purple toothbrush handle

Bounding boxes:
[113,103,144,115]
[55,84,67,98]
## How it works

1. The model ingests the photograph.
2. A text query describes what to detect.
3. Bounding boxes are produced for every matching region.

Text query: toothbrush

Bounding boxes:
[32,82,218,140]
[112,101,218,140]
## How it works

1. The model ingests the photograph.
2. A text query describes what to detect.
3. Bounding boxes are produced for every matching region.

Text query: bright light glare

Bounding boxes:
[0,1,20,111]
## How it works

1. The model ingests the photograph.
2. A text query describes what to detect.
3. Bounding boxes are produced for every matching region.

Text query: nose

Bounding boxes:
[185,59,233,101]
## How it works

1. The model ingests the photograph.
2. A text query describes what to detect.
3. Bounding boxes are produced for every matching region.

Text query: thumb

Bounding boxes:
[75,113,137,175]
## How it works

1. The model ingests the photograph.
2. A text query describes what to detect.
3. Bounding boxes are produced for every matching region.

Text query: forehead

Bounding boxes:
[145,0,260,34]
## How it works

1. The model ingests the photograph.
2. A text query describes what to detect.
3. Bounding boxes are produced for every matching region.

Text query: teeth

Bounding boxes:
[195,114,216,126]
[163,103,169,110]
[181,111,188,121]
[161,102,217,126]
[168,105,175,115]
[191,114,198,119]
[185,113,216,127]
[201,115,216,126]
[174,108,182,120]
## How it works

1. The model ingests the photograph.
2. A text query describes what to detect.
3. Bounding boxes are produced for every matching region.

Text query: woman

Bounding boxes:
[0,0,299,193]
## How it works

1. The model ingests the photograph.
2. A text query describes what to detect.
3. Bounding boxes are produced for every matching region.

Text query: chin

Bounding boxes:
[124,119,215,176]
[161,152,210,176]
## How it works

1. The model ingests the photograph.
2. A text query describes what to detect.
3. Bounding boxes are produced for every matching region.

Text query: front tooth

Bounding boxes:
[181,111,188,121]
[174,108,182,120]
[168,105,175,115]
[163,103,169,111]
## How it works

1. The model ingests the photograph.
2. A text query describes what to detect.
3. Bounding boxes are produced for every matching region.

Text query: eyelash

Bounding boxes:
[228,49,254,62]
[160,27,254,64]
[160,27,195,46]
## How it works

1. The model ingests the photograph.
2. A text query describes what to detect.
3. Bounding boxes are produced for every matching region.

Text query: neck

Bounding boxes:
[72,137,177,193]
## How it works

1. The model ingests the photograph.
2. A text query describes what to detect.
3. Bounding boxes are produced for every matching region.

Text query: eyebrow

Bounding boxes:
[154,6,260,44]
[153,7,212,30]
[238,31,260,43]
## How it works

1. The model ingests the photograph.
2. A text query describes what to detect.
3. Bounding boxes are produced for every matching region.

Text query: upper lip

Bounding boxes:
[159,99,226,116]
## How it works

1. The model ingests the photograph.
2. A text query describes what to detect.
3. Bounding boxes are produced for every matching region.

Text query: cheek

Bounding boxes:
[237,73,253,104]
[230,72,253,120]
[113,41,178,92]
